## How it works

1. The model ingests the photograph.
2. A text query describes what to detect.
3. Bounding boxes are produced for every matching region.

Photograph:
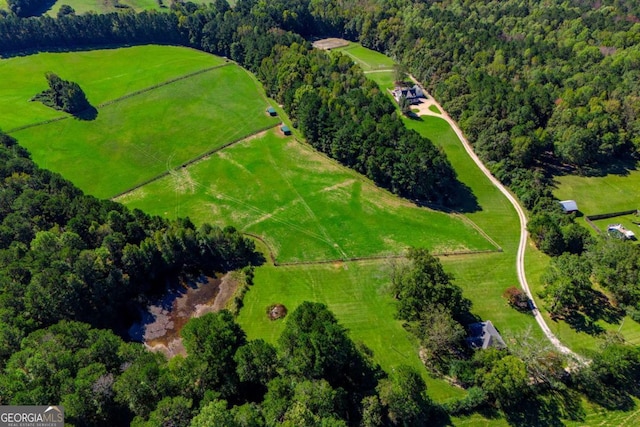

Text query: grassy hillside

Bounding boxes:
[9,56,277,198]
[0,45,225,131]
[119,129,495,262]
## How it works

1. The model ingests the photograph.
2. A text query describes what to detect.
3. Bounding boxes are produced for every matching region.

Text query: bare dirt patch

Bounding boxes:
[267,303,288,320]
[170,168,197,194]
[312,38,350,50]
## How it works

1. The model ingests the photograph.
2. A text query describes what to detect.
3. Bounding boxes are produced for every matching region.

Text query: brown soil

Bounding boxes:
[312,38,350,50]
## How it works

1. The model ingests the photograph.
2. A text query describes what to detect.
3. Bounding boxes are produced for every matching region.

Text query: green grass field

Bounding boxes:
[328,44,640,424]
[9,56,277,198]
[119,129,495,262]
[0,45,225,131]
[8,43,639,423]
[403,116,540,339]
[554,167,640,215]
[336,43,396,71]
[45,0,163,16]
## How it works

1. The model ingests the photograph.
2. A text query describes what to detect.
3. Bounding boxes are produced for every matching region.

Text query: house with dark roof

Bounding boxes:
[392,84,424,105]
[466,320,506,350]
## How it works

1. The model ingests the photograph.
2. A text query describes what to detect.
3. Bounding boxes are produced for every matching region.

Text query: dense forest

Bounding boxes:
[2,0,640,425]
[0,132,258,360]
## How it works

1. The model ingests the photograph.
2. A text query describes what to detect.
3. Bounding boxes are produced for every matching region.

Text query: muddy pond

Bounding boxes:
[128,273,237,357]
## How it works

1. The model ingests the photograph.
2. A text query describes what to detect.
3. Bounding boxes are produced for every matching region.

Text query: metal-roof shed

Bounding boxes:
[559,200,578,213]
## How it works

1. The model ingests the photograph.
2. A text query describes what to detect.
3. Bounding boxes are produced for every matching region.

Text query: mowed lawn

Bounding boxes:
[119,129,495,262]
[335,43,396,71]
[0,45,225,131]
[13,64,278,198]
[554,167,640,215]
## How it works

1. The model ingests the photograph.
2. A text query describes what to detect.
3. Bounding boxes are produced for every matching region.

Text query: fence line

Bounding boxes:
[111,124,279,200]
[239,231,502,267]
[5,63,231,134]
[584,209,639,235]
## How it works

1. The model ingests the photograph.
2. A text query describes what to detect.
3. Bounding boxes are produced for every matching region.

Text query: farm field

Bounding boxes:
[119,129,496,262]
[405,115,541,341]
[7,41,639,424]
[342,43,640,352]
[47,0,162,15]
[9,57,278,198]
[335,42,396,71]
[554,166,640,215]
[0,45,225,131]
[333,43,640,425]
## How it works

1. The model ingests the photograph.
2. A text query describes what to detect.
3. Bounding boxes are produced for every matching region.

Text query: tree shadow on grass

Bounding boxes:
[502,391,585,427]
[446,180,481,213]
[575,371,637,411]
[545,153,638,180]
[74,106,98,121]
[22,0,56,17]
[417,180,481,214]
[562,289,625,336]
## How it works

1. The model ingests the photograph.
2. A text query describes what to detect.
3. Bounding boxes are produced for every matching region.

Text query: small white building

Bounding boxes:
[559,200,578,213]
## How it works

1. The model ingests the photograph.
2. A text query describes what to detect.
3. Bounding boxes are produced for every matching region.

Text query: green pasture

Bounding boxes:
[13,63,277,199]
[554,165,640,215]
[549,166,640,348]
[332,44,543,346]
[236,260,467,403]
[0,45,224,131]
[404,115,542,337]
[120,129,495,262]
[45,0,162,15]
[335,43,396,71]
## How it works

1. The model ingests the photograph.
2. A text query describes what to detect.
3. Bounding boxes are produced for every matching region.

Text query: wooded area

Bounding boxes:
[1,0,640,425]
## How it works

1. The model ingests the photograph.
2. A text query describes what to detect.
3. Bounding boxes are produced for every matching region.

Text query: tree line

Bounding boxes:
[0,303,448,426]
[0,132,259,363]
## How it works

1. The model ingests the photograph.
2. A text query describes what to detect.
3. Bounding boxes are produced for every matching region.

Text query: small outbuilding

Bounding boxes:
[267,106,277,116]
[466,320,506,350]
[608,224,635,240]
[281,125,291,136]
[559,200,578,213]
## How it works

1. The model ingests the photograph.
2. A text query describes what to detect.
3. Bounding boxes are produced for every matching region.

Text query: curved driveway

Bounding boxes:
[415,88,585,363]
